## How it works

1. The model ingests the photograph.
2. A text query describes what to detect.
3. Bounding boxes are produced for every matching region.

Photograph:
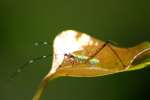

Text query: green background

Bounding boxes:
[0,0,150,100]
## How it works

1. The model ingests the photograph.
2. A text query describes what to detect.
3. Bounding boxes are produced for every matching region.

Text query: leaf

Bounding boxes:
[32,30,150,100]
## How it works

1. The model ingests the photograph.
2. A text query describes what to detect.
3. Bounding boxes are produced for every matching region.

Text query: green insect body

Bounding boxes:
[89,58,100,65]
[73,54,100,65]
[74,55,88,62]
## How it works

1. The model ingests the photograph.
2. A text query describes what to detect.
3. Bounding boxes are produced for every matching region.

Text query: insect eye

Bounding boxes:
[64,54,68,56]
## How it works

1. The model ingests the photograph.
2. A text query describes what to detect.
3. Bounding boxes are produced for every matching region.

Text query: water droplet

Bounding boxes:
[43,42,48,45]
[43,56,47,58]
[34,42,39,46]
[17,69,21,73]
[29,60,34,63]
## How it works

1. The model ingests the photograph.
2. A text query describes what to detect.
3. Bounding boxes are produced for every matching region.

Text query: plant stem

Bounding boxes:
[32,73,55,100]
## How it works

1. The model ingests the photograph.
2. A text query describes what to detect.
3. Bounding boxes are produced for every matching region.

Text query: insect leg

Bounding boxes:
[88,41,109,59]
[87,40,126,68]
[105,41,126,68]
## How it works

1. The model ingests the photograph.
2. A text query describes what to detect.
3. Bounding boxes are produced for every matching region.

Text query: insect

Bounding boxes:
[62,39,125,67]
[63,53,100,65]
[9,30,150,100]
[61,40,126,70]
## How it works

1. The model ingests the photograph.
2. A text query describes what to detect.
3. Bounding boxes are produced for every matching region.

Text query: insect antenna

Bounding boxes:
[8,40,52,81]
[9,54,52,81]
[9,52,67,82]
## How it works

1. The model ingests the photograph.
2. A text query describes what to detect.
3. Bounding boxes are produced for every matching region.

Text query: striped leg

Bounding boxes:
[88,40,126,68]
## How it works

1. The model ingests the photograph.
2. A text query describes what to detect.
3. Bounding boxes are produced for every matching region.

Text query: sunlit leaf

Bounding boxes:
[32,30,150,100]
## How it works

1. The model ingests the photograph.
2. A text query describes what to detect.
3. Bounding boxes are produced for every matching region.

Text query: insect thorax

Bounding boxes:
[72,54,100,65]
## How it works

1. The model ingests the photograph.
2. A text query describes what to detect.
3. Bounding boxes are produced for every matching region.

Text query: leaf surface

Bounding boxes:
[32,30,150,100]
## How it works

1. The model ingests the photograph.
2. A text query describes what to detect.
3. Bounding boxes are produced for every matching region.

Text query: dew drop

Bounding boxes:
[43,42,48,45]
[17,69,21,73]
[43,56,47,58]
[34,42,39,46]
[29,60,34,63]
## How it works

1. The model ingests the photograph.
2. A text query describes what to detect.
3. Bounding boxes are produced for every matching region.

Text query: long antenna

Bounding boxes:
[9,54,52,81]
[9,40,52,81]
